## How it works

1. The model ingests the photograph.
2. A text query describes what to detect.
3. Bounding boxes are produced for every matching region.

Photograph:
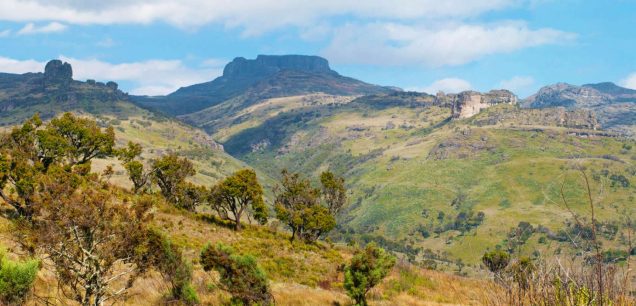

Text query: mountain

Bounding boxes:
[0,60,259,187]
[523,82,636,135]
[132,55,394,117]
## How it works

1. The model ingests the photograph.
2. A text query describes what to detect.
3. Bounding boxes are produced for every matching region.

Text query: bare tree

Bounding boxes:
[28,179,153,306]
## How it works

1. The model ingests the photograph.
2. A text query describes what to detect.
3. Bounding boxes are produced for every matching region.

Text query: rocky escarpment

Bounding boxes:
[523,82,636,136]
[222,55,335,79]
[437,90,517,119]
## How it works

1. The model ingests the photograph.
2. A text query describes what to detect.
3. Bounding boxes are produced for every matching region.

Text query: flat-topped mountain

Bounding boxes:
[132,55,394,116]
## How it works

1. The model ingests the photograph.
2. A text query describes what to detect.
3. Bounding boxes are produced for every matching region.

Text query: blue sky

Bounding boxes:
[0,0,634,98]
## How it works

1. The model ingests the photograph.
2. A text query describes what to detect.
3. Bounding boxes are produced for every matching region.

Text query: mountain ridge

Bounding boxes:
[132,54,395,116]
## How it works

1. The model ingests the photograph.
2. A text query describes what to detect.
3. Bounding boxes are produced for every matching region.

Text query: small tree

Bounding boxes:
[28,177,153,306]
[344,243,396,306]
[482,249,510,282]
[0,113,115,219]
[0,247,39,305]
[320,171,347,214]
[274,170,345,242]
[151,153,195,205]
[200,243,273,306]
[209,169,268,230]
[41,112,115,167]
[117,142,151,194]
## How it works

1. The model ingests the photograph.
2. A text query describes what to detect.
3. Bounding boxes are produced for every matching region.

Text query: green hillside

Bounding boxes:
[215,96,636,271]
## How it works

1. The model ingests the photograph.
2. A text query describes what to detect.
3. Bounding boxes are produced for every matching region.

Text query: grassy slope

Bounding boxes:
[216,97,636,272]
[0,201,500,306]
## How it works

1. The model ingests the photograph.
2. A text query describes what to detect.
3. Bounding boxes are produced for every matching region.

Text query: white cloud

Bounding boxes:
[0,57,44,73]
[0,56,224,96]
[17,22,67,35]
[497,75,534,92]
[619,73,636,90]
[322,21,575,67]
[416,78,472,94]
[0,29,10,37]
[0,0,519,33]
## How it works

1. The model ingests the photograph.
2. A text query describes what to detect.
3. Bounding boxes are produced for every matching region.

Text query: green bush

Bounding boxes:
[0,248,40,304]
[344,243,396,306]
[200,243,273,306]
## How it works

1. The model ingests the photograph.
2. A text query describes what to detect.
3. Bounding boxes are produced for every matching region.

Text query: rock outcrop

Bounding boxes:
[444,90,517,119]
[223,55,335,79]
[523,82,636,135]
[44,60,73,87]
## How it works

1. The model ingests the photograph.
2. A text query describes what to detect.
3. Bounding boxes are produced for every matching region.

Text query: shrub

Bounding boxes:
[200,243,273,306]
[482,249,510,281]
[344,243,396,306]
[145,229,198,304]
[0,248,39,305]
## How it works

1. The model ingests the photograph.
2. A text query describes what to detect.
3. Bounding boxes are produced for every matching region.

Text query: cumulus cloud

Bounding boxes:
[0,56,225,96]
[619,73,636,90]
[416,78,472,94]
[322,21,575,67]
[17,22,67,35]
[0,0,519,33]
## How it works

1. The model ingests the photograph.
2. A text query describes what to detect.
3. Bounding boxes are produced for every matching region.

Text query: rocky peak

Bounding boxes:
[524,83,610,108]
[442,89,517,119]
[222,55,335,79]
[44,60,73,84]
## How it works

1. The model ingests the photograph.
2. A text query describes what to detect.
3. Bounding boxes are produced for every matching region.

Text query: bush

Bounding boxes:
[0,248,39,305]
[145,229,198,304]
[482,249,510,280]
[344,243,396,306]
[200,243,273,306]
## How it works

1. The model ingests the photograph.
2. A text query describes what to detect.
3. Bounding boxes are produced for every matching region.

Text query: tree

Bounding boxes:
[151,153,195,205]
[39,112,115,167]
[274,170,344,242]
[482,249,510,282]
[200,243,273,306]
[344,243,396,306]
[117,142,151,194]
[0,113,115,219]
[27,177,153,306]
[209,169,267,230]
[0,246,39,305]
[320,171,347,214]
[174,182,207,212]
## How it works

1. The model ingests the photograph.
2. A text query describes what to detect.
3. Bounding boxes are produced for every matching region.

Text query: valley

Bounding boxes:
[0,57,634,305]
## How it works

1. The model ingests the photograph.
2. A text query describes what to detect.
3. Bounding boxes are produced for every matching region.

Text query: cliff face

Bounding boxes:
[443,90,517,119]
[222,55,335,79]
